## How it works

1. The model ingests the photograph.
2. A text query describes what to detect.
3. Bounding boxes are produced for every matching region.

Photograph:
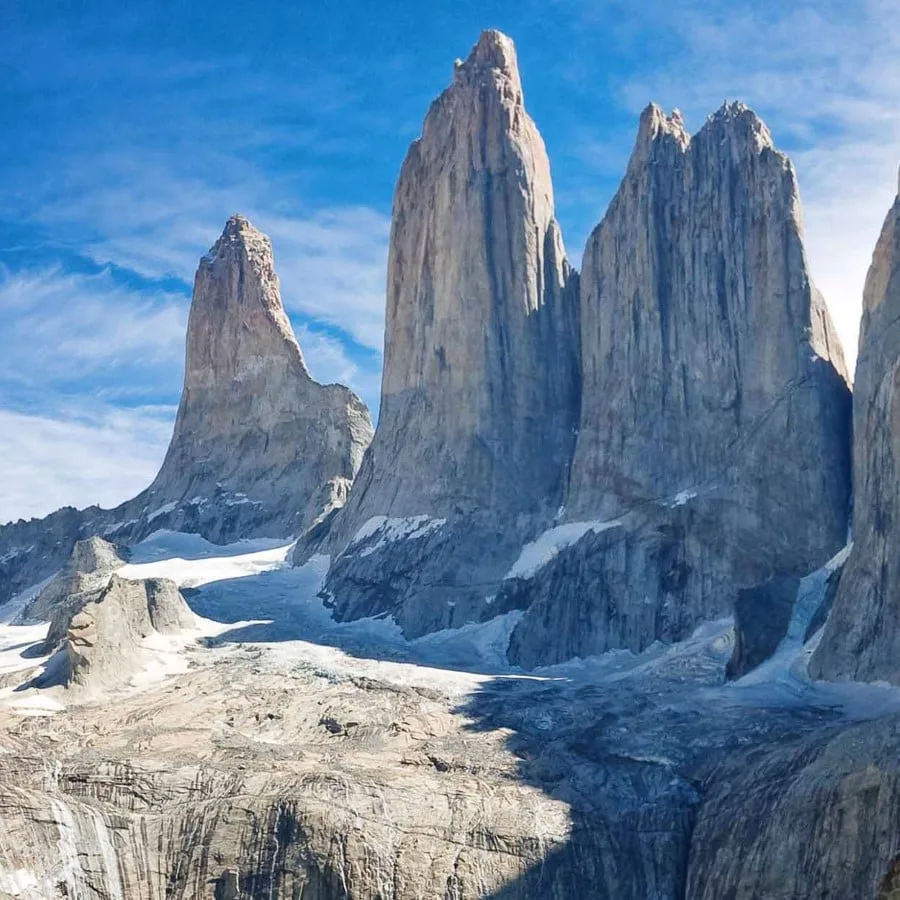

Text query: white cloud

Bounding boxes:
[0,266,188,398]
[27,156,390,353]
[0,404,174,524]
[581,0,900,369]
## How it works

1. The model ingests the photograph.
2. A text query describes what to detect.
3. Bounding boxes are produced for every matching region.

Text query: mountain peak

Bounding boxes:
[221,212,256,236]
[453,29,521,93]
[204,213,271,267]
[636,103,689,148]
[702,101,774,151]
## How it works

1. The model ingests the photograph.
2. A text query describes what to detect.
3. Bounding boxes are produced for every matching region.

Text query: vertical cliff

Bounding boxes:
[811,178,900,683]
[507,103,852,666]
[315,30,581,636]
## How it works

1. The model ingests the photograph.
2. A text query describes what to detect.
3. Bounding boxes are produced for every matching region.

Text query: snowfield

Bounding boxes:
[0,531,896,727]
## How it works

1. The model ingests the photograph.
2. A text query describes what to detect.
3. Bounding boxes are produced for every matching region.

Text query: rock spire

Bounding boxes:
[309,29,581,636]
[0,215,374,610]
[136,213,374,542]
[506,102,852,665]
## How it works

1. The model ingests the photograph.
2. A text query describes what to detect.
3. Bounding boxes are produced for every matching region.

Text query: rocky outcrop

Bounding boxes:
[726,575,800,679]
[59,574,194,690]
[811,181,900,684]
[507,102,851,665]
[0,216,373,613]
[306,29,580,637]
[2,590,900,899]
[686,713,900,899]
[23,537,125,649]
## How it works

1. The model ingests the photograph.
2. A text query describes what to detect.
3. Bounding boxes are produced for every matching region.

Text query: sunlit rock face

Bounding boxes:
[135,214,374,543]
[311,30,581,637]
[812,177,900,684]
[506,102,852,666]
[0,215,374,610]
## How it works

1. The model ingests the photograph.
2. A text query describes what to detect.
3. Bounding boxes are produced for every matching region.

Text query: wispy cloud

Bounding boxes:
[294,324,382,413]
[552,0,900,366]
[23,156,390,353]
[0,265,188,398]
[0,403,174,523]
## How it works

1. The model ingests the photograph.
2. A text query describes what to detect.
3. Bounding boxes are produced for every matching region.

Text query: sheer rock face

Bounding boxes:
[133,215,374,543]
[0,216,374,610]
[507,103,852,665]
[313,30,581,636]
[568,103,849,527]
[811,184,900,683]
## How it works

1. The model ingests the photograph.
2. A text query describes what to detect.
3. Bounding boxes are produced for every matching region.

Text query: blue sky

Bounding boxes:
[2,0,900,523]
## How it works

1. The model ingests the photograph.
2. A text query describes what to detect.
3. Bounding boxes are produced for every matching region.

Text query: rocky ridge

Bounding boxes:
[311,37,851,664]
[505,101,852,665]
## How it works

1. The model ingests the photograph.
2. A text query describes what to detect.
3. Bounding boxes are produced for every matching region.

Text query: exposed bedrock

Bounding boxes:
[811,176,900,684]
[508,102,851,665]
[310,30,581,637]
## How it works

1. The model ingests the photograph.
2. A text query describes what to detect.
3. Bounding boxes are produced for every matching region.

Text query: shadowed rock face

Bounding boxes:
[312,30,581,636]
[811,181,900,684]
[0,216,374,610]
[726,575,800,679]
[507,103,852,666]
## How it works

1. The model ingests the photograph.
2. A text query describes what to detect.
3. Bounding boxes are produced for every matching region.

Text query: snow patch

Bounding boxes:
[350,516,447,557]
[668,489,698,507]
[102,518,138,536]
[119,541,295,590]
[505,520,623,580]
[7,694,65,716]
[0,867,40,897]
[145,501,177,523]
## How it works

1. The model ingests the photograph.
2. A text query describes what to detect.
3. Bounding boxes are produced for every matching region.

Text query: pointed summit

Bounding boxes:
[312,31,580,636]
[189,213,309,386]
[632,103,690,164]
[137,215,374,542]
[453,29,521,88]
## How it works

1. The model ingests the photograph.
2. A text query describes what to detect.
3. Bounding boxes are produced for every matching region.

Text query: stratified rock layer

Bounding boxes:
[313,30,580,636]
[811,180,900,683]
[507,103,852,665]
